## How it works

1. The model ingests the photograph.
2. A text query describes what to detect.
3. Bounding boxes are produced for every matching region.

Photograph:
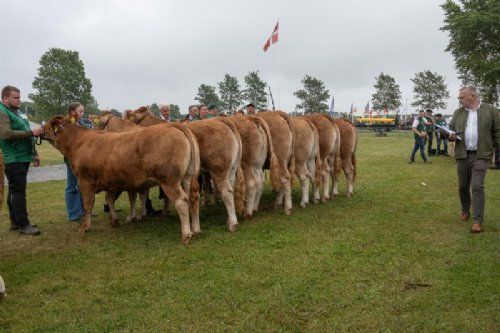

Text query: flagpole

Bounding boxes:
[277,19,281,110]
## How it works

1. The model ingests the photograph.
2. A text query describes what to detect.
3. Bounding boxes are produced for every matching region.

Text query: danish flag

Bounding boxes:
[263,21,279,52]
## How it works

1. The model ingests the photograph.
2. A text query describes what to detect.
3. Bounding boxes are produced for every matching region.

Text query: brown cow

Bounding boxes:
[90,112,177,222]
[129,107,243,232]
[290,117,320,207]
[332,118,357,198]
[43,116,199,244]
[255,111,294,214]
[223,114,279,217]
[303,114,340,202]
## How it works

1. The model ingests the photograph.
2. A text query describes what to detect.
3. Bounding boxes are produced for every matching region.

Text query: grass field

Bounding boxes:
[36,142,64,166]
[1,131,499,332]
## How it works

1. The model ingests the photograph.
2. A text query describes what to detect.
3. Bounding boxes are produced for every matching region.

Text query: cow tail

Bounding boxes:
[234,165,245,215]
[248,116,280,191]
[217,117,245,214]
[169,123,200,207]
[279,112,296,186]
[303,118,323,187]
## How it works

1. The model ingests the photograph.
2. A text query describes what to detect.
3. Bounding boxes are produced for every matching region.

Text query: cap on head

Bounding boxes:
[246,103,255,108]
[207,103,216,110]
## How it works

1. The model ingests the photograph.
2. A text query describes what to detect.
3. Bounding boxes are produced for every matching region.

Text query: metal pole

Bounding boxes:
[268,86,276,111]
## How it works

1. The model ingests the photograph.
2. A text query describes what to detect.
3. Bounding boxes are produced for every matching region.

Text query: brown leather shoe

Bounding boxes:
[471,222,482,233]
[460,211,470,221]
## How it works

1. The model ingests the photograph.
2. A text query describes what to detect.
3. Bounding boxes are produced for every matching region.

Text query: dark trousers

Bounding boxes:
[494,146,500,168]
[427,132,434,155]
[411,136,427,161]
[456,154,488,223]
[436,136,448,155]
[5,162,31,227]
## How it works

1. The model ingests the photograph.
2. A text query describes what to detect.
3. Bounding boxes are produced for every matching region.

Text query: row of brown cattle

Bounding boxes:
[42,109,357,244]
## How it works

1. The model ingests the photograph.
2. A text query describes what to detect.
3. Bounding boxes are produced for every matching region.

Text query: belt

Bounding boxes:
[466,150,477,154]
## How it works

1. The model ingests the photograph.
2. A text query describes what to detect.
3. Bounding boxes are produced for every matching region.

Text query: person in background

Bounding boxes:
[0,85,43,235]
[435,113,449,156]
[198,104,209,119]
[246,103,256,115]
[64,102,92,222]
[207,104,218,118]
[449,85,500,233]
[159,103,171,122]
[185,105,200,122]
[409,110,431,163]
[425,109,435,156]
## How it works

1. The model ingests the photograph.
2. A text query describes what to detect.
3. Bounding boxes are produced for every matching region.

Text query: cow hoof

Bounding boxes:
[191,229,201,236]
[181,236,191,245]
[228,224,238,233]
[320,198,327,203]
[244,213,252,219]
[285,208,292,215]
[300,203,307,208]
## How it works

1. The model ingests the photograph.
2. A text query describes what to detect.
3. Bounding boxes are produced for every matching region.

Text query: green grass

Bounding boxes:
[36,142,64,166]
[1,131,498,332]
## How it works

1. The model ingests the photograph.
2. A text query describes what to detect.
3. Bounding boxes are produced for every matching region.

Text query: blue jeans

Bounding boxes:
[65,164,84,221]
[411,136,427,161]
[437,135,448,155]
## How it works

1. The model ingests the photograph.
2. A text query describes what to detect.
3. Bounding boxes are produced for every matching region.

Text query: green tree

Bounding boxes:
[29,48,97,119]
[441,0,500,104]
[218,74,242,112]
[293,75,330,113]
[195,84,220,106]
[150,103,161,117]
[243,70,268,110]
[371,73,402,112]
[169,104,182,120]
[411,70,450,111]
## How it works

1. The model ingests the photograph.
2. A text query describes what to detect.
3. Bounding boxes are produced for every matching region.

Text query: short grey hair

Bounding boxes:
[460,84,479,98]
[159,103,170,110]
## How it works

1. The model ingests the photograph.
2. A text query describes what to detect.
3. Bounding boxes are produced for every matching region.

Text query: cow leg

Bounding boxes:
[126,191,138,223]
[283,177,293,215]
[138,191,148,219]
[105,191,119,227]
[79,182,95,234]
[307,158,319,204]
[295,164,309,208]
[213,176,238,232]
[182,177,200,235]
[162,182,191,244]
[331,155,341,199]
[244,168,256,218]
[343,160,355,198]
[253,168,264,213]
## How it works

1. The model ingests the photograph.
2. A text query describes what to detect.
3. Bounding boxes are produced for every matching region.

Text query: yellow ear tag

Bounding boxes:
[130,115,135,121]
[93,118,100,124]
[54,125,58,133]
[70,117,76,124]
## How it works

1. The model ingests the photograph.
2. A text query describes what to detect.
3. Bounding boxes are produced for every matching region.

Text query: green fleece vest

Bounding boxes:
[414,117,426,139]
[0,103,35,164]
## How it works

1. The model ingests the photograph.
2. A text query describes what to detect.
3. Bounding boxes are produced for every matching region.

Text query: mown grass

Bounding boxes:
[36,143,64,166]
[0,131,498,332]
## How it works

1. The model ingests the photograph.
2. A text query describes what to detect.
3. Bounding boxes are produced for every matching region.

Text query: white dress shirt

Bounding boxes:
[465,103,480,150]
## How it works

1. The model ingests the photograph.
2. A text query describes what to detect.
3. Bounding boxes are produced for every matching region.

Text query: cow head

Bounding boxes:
[90,112,114,130]
[42,116,66,142]
[130,106,149,124]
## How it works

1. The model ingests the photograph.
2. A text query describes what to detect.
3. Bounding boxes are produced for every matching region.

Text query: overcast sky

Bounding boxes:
[1,0,463,115]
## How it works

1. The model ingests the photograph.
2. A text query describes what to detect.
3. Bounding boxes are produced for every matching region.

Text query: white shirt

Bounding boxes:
[465,103,480,150]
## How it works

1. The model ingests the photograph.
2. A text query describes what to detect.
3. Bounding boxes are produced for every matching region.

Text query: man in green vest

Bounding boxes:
[0,85,43,235]
[435,113,449,156]
[409,110,431,163]
[425,109,436,156]
[449,85,500,233]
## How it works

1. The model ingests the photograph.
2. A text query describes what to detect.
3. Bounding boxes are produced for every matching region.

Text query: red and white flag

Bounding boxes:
[263,21,279,52]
